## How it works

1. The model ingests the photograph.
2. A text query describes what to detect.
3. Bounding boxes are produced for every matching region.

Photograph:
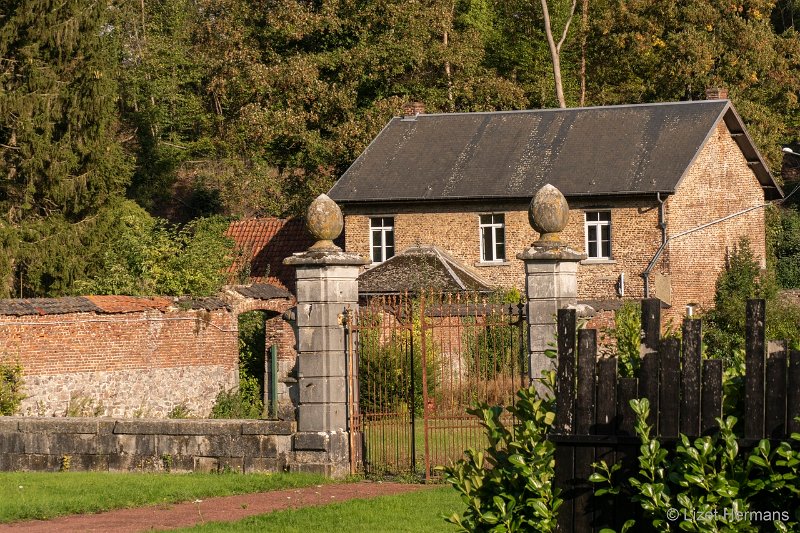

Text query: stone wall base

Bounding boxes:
[0,418,350,478]
[289,431,350,479]
[19,366,238,419]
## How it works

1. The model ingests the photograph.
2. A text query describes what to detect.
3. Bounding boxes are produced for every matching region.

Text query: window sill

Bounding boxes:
[474,261,511,267]
[581,259,617,265]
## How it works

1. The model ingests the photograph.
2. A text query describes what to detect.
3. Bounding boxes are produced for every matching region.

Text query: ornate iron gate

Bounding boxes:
[346,291,527,480]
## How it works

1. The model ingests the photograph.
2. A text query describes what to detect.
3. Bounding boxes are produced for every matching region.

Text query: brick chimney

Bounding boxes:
[705,87,729,100]
[403,101,426,117]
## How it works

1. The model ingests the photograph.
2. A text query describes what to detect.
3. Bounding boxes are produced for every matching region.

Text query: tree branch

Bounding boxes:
[556,0,578,54]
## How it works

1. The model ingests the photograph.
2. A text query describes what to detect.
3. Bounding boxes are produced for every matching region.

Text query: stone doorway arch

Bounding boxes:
[226,284,297,420]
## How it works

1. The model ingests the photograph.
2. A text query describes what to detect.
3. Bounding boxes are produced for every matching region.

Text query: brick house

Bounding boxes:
[328,100,782,322]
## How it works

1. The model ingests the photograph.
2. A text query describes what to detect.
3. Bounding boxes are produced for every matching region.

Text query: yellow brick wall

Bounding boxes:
[664,121,767,321]
[343,199,663,301]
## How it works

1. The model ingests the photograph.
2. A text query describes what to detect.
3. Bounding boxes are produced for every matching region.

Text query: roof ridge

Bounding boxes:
[396,100,727,119]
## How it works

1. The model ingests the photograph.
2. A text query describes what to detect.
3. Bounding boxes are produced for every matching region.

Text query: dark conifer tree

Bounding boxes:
[0,0,132,296]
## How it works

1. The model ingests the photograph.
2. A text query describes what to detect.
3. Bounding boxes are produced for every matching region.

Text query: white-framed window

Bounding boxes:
[479,213,505,262]
[585,210,611,259]
[370,217,395,263]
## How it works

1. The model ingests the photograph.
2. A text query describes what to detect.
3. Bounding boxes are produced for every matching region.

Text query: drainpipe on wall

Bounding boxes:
[641,201,775,298]
[642,193,668,298]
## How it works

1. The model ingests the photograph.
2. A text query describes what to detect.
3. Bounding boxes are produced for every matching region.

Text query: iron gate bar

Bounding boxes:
[409,324,416,474]
[420,291,431,481]
[348,290,527,480]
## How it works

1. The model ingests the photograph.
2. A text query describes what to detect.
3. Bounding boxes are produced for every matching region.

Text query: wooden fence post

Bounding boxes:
[555,309,577,532]
[681,319,702,437]
[574,329,597,531]
[766,341,787,439]
[639,299,661,430]
[701,359,722,435]
[659,338,680,437]
[789,350,800,435]
[745,299,766,440]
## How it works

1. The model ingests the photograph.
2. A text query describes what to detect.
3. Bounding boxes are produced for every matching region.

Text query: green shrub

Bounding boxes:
[767,204,800,289]
[766,299,800,349]
[591,398,800,532]
[356,303,437,416]
[703,237,795,361]
[238,310,266,397]
[210,375,263,419]
[441,376,561,532]
[463,317,525,378]
[605,301,641,378]
[0,362,24,415]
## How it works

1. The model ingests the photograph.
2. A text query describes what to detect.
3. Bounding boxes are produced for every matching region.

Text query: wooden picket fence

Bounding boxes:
[551,298,800,532]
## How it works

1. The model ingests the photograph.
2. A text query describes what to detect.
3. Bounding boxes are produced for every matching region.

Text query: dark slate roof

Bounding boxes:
[0,296,173,316]
[329,100,781,202]
[0,297,103,316]
[234,283,292,300]
[357,246,493,294]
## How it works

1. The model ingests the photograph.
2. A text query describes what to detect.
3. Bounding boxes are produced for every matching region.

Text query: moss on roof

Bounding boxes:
[357,246,493,294]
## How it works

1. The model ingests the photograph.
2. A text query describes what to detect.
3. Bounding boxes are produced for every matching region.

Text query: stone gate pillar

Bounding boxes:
[517,185,583,394]
[284,194,367,478]
[284,194,367,477]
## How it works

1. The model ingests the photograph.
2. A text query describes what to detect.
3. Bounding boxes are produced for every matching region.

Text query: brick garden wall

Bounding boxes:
[0,290,295,419]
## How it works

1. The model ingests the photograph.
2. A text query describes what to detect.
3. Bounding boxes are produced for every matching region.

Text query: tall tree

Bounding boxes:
[115,0,217,217]
[539,0,578,107]
[183,0,527,216]
[585,0,800,172]
[0,0,132,296]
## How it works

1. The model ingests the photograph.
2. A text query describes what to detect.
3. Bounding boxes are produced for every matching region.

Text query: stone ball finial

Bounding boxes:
[306,194,344,251]
[529,184,570,244]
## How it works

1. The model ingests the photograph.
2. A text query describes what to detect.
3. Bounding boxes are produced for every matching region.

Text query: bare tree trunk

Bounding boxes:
[540,0,577,108]
[580,0,588,106]
[444,30,454,110]
[443,1,455,111]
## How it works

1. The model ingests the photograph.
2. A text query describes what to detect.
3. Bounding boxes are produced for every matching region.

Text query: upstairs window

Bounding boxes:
[480,214,505,262]
[370,217,395,263]
[585,211,611,259]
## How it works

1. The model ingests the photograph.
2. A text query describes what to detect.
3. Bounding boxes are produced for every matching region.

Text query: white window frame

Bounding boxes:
[479,213,506,263]
[584,210,612,260]
[369,217,395,264]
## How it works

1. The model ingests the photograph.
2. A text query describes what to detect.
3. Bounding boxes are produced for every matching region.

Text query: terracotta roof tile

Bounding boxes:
[175,296,230,311]
[0,296,175,316]
[225,218,316,293]
[85,295,174,313]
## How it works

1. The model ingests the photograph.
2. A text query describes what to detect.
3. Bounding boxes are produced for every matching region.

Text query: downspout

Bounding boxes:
[642,193,668,298]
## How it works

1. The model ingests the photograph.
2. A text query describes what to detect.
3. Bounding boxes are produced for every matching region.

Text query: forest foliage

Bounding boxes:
[1,0,799,297]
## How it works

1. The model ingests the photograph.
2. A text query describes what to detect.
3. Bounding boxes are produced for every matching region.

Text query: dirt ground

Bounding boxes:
[0,481,433,533]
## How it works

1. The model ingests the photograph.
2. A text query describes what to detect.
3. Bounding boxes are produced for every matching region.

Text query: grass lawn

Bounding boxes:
[174,485,463,532]
[0,471,329,523]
